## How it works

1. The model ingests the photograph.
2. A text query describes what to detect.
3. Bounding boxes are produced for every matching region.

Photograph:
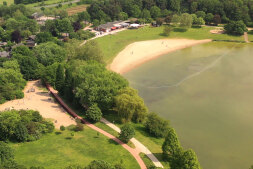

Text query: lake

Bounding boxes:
[124,42,253,169]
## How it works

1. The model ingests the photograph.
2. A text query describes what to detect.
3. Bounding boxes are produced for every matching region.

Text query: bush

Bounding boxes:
[224,20,248,35]
[145,112,170,138]
[86,104,102,123]
[119,124,135,143]
[14,122,29,142]
[85,160,113,169]
[60,125,66,131]
[75,120,84,132]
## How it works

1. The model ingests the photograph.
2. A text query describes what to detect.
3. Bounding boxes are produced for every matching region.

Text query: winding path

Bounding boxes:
[101,118,164,168]
[45,84,147,169]
[244,32,249,43]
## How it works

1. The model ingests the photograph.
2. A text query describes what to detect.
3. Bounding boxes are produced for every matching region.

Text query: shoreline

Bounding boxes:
[109,39,212,74]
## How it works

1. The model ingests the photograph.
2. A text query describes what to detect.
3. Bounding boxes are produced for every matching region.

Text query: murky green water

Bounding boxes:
[124,42,253,169]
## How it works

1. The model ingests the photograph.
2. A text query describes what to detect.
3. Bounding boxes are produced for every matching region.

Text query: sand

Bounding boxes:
[109,39,212,74]
[0,80,76,129]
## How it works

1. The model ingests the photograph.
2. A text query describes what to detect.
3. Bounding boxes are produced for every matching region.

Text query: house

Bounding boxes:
[0,51,10,58]
[26,40,37,48]
[31,12,43,19]
[129,23,140,29]
[96,21,127,32]
[0,42,7,47]
[61,33,69,38]
[36,16,56,25]
[28,35,36,41]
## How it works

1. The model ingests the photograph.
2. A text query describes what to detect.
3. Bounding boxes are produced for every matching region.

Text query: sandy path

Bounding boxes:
[244,32,249,43]
[101,118,163,168]
[110,39,212,74]
[0,80,76,129]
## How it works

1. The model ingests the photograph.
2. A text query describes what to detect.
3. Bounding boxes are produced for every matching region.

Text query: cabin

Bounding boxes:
[0,51,10,58]
[96,21,129,32]
[129,23,140,29]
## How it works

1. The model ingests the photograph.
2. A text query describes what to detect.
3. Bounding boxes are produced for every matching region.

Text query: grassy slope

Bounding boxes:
[2,0,14,5]
[94,26,245,64]
[11,127,140,169]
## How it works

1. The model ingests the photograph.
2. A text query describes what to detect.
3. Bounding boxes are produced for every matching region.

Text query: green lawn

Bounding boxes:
[94,26,245,64]
[25,0,68,8]
[248,30,253,42]
[11,127,140,169]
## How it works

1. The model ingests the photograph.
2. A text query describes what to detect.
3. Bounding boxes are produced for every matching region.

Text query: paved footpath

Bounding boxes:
[101,118,164,168]
[46,84,146,169]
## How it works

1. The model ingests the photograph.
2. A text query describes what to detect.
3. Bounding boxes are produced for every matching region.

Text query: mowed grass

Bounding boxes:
[67,4,87,16]
[248,30,253,42]
[94,26,245,63]
[11,127,140,169]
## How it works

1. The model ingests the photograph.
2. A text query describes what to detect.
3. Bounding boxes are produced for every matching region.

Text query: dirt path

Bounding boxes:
[244,32,249,43]
[101,118,163,168]
[0,80,76,129]
[46,84,147,169]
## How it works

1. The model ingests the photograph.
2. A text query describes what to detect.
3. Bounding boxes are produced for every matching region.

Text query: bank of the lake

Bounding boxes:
[123,42,253,169]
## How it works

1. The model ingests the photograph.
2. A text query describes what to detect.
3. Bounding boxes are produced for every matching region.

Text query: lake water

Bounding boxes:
[124,42,253,169]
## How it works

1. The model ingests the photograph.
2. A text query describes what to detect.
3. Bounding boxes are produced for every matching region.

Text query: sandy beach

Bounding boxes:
[0,80,76,129]
[110,39,212,74]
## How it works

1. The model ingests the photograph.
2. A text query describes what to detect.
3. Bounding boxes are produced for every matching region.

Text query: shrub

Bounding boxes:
[145,112,170,138]
[119,124,135,143]
[14,122,29,142]
[224,20,248,35]
[60,125,66,131]
[85,160,113,169]
[86,104,102,123]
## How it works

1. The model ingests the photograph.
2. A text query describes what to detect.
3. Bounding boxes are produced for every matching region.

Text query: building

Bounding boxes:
[0,51,10,58]
[129,23,140,29]
[0,42,7,47]
[36,16,56,25]
[96,21,129,32]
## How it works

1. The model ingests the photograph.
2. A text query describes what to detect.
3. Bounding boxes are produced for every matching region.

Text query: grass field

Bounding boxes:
[248,30,253,42]
[67,4,87,15]
[11,127,140,169]
[94,26,245,64]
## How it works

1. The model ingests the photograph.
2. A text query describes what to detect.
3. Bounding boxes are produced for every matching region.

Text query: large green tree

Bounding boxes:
[119,124,135,143]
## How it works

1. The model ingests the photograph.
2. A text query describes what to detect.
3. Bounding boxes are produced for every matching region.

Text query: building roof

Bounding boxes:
[0,42,7,46]
[0,51,10,58]
[97,21,123,29]
[29,35,36,41]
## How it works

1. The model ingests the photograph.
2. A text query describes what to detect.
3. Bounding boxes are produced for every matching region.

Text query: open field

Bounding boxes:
[94,26,245,64]
[248,30,253,42]
[11,127,140,169]
[67,4,87,15]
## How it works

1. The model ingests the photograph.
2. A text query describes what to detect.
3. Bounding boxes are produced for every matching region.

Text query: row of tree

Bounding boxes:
[85,0,253,26]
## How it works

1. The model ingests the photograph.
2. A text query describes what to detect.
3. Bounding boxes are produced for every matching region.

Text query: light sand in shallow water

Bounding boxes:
[110,39,212,74]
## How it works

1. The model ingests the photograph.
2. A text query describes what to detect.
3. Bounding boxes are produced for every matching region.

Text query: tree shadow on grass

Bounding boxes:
[248,30,253,35]
[55,131,62,135]
[173,27,188,32]
[65,137,73,140]
[108,138,118,145]
[152,153,167,163]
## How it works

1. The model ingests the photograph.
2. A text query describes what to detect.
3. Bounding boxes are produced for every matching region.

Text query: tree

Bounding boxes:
[11,30,22,43]
[114,87,147,123]
[85,160,113,169]
[11,45,32,57]
[119,124,135,143]
[205,13,214,25]
[130,5,141,18]
[195,17,205,26]
[141,9,151,19]
[55,64,65,94]
[118,12,128,20]
[86,104,102,123]
[168,0,181,12]
[75,62,128,111]
[180,149,201,169]
[162,128,182,159]
[73,21,82,32]
[195,11,206,19]
[34,42,66,66]
[163,26,172,36]
[0,141,14,165]
[16,55,39,80]
[14,122,29,142]
[60,125,65,131]
[171,14,181,26]
[150,6,161,19]
[35,32,54,44]
[180,13,193,29]
[213,14,221,26]
[224,20,248,35]
[145,112,169,137]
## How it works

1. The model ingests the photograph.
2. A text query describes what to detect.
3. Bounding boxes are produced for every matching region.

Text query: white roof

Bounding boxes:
[130,24,140,27]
